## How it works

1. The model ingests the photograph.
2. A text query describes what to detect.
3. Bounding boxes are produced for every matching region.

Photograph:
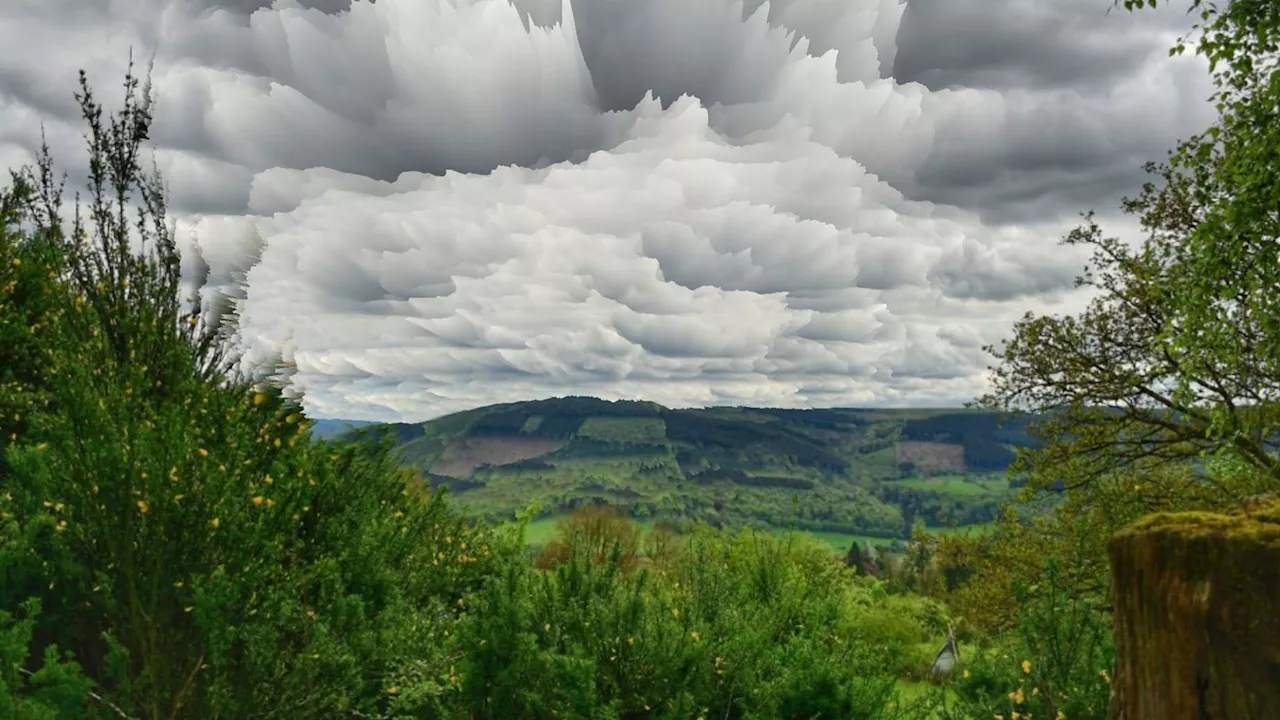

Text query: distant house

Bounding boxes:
[845,540,882,577]
[929,626,960,680]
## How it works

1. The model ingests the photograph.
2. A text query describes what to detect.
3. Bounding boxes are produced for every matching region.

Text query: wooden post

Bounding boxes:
[1107,501,1280,720]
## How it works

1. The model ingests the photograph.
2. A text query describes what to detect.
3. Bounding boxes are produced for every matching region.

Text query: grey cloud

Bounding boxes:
[0,0,1210,421]
[892,0,1216,225]
[929,236,1082,301]
[194,0,360,15]
[894,0,1192,91]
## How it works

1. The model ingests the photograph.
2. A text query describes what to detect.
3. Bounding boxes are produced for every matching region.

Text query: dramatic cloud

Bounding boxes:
[0,0,1216,421]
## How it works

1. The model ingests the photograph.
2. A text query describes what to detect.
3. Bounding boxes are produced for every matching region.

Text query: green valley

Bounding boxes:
[331,397,1034,544]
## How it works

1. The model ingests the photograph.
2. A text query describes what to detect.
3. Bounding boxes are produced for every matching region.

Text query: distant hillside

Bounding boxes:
[307,418,381,440]
[320,397,1038,540]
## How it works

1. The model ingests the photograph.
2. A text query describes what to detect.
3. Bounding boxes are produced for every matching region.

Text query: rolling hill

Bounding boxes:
[322,397,1039,542]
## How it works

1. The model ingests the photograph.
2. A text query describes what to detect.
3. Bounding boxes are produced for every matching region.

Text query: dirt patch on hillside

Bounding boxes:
[431,436,565,478]
[896,441,965,473]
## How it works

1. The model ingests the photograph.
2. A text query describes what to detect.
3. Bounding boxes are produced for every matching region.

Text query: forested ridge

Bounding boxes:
[334,397,1031,543]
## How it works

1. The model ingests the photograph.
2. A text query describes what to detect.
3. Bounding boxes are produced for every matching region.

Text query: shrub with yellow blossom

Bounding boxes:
[0,67,504,720]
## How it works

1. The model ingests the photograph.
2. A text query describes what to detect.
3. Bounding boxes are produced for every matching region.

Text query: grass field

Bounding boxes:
[522,516,661,546]
[894,474,1007,497]
[777,523,994,553]
[520,515,993,552]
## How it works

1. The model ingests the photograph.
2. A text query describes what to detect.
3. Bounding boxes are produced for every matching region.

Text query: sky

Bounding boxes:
[0,0,1217,422]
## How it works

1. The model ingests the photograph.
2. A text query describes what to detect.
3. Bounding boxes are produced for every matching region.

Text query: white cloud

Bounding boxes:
[0,0,1217,421]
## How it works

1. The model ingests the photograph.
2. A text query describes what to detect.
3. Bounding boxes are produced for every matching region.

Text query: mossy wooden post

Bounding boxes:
[1107,501,1280,720]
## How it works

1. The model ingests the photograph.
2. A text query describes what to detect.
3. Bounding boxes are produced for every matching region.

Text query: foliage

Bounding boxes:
[456,518,925,720]
[930,502,1113,636]
[978,0,1280,505]
[1124,0,1280,468]
[534,506,641,574]
[0,65,502,719]
[0,600,98,720]
[928,553,1115,720]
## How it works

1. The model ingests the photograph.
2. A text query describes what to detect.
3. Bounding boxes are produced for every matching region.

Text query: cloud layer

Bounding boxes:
[0,0,1215,420]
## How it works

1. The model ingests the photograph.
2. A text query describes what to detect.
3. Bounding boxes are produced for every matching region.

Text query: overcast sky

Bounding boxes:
[0,0,1215,422]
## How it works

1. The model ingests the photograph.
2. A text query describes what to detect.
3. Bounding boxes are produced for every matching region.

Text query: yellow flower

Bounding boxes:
[963,669,971,679]
[266,498,275,508]
[254,393,267,406]
[11,258,20,267]
[252,496,265,506]
[1011,713,1021,720]
[1022,660,1032,674]
[210,517,221,529]
[1057,712,1067,720]
[198,448,208,457]
[386,687,399,695]
[1010,688,1025,704]
[264,474,273,485]
[55,520,68,532]
[137,500,150,514]
[544,623,551,632]
[690,631,700,642]
[672,608,680,618]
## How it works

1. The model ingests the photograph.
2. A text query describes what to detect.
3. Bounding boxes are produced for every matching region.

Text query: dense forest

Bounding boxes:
[1,0,1278,718]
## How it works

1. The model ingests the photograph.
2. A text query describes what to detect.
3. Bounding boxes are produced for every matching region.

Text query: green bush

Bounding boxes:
[928,555,1115,720]
[0,67,504,720]
[0,599,98,720]
[451,517,917,719]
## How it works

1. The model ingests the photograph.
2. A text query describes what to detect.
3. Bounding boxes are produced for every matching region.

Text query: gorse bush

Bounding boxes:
[927,585,1114,720]
[0,66,502,719]
[457,525,924,720]
[0,600,97,720]
[534,505,641,574]
[924,527,1115,720]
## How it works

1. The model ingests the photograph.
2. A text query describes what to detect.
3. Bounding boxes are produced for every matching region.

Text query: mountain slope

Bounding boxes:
[324,397,1037,539]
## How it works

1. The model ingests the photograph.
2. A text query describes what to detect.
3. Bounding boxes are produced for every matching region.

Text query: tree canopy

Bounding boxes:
[978,0,1280,507]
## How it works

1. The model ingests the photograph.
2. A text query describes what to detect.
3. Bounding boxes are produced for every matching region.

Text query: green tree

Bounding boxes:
[979,0,1280,507]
